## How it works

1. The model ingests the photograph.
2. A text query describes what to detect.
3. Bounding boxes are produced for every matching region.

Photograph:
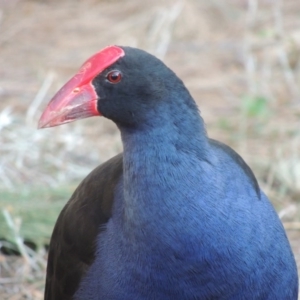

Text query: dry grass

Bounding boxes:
[0,0,300,298]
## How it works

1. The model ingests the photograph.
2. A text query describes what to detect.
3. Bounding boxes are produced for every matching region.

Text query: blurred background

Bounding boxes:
[0,0,300,298]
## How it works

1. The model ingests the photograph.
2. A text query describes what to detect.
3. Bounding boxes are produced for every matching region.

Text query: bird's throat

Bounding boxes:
[120,121,209,234]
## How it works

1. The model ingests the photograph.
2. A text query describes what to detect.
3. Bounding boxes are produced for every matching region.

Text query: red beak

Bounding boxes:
[38,45,125,129]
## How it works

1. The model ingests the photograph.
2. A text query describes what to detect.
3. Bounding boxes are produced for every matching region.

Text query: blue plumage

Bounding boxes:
[77,96,297,299]
[40,46,298,300]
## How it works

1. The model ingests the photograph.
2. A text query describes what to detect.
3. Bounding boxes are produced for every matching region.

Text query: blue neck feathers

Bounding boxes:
[118,93,213,235]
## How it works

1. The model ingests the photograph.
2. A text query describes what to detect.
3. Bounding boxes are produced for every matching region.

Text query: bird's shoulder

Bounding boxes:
[45,153,123,300]
[209,138,261,199]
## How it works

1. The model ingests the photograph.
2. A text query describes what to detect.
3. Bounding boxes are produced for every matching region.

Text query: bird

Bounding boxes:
[38,45,298,300]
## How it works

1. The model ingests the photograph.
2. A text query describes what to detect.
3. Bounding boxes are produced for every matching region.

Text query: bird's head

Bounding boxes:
[38,46,194,130]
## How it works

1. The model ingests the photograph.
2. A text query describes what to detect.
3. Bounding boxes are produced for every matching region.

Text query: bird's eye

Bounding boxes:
[106,70,122,84]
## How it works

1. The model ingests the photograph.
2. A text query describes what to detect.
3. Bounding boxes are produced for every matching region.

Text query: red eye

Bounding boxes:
[106,70,122,84]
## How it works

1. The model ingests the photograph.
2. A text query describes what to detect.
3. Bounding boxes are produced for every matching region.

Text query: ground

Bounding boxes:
[0,0,300,299]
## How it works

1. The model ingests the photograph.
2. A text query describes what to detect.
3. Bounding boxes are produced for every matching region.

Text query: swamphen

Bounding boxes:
[39,46,298,300]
